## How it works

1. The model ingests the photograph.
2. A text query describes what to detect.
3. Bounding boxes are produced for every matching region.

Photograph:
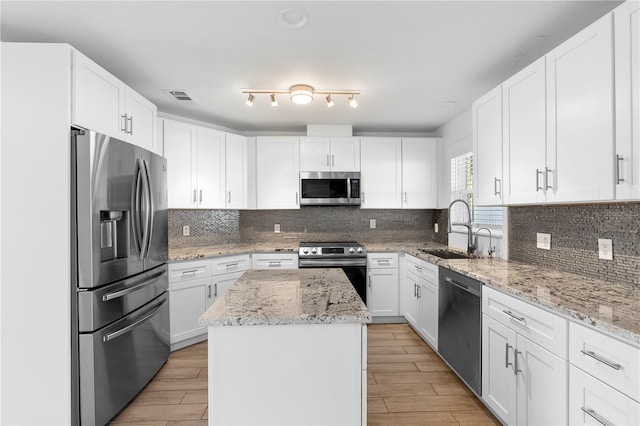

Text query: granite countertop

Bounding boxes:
[180,241,639,345]
[199,268,372,327]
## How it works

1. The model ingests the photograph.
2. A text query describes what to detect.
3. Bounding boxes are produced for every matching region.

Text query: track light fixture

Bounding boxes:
[241,84,360,108]
[325,94,334,108]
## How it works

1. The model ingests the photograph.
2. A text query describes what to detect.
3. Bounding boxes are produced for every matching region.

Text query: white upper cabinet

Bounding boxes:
[473,86,503,206]
[502,58,548,205]
[72,50,158,153]
[163,119,226,209]
[401,138,438,208]
[300,137,360,172]
[546,13,615,203]
[614,1,640,200]
[225,133,250,209]
[256,136,300,209]
[360,138,402,208]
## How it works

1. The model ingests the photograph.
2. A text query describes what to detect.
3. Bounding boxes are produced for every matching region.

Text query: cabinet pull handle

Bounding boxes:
[580,350,622,370]
[494,177,501,197]
[417,285,421,299]
[199,189,203,203]
[413,265,422,272]
[331,154,335,167]
[581,407,613,426]
[514,349,522,374]
[368,275,372,289]
[268,261,282,267]
[505,343,513,368]
[545,167,553,190]
[127,116,133,135]
[214,283,218,298]
[208,285,211,298]
[535,169,544,192]
[616,155,625,184]
[193,189,197,204]
[181,269,199,275]
[228,191,231,203]
[225,262,239,269]
[414,283,417,297]
[326,155,330,167]
[503,310,525,323]
[121,114,128,133]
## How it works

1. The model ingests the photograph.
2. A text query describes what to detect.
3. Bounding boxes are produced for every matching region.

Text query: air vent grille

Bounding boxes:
[169,90,193,101]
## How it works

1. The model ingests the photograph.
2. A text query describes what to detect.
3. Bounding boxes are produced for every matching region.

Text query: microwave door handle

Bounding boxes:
[347,178,351,200]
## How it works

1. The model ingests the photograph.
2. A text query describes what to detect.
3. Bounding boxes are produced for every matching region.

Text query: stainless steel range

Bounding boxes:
[298,242,367,303]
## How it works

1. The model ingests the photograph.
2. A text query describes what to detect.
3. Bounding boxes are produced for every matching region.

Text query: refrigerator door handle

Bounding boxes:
[140,159,154,260]
[102,270,167,301]
[131,162,144,258]
[103,297,167,342]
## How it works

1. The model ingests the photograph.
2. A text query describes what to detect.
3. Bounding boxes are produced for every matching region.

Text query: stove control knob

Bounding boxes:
[302,248,309,254]
[348,247,355,253]
[311,248,317,254]
[356,247,363,253]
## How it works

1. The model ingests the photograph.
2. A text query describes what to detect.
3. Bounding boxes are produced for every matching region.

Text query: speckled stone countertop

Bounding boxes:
[199,268,372,327]
[180,241,639,345]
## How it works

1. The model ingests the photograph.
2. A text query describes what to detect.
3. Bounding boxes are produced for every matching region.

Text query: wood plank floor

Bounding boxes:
[110,323,500,425]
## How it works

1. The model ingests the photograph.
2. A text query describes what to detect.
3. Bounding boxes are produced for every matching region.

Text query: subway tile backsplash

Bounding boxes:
[508,202,640,287]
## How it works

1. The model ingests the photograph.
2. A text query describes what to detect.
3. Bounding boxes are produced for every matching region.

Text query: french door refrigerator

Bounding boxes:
[71,128,169,425]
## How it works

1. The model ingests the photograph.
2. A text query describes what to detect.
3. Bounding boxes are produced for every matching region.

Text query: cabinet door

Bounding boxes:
[169,278,208,344]
[401,138,437,208]
[124,88,157,153]
[418,281,438,350]
[482,315,516,426]
[569,365,640,426]
[367,268,399,316]
[546,13,614,202]
[256,137,301,209]
[502,58,547,205]
[515,335,568,426]
[614,1,640,200]
[210,270,245,307]
[360,138,402,208]
[196,127,226,209]
[300,137,331,171]
[72,50,124,138]
[163,120,196,208]
[404,272,420,327]
[226,133,249,209]
[330,137,360,172]
[473,86,503,206]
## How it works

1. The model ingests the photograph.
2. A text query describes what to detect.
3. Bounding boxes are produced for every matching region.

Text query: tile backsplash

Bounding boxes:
[169,207,440,250]
[508,202,640,286]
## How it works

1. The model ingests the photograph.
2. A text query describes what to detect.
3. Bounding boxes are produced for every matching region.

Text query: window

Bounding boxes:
[450,151,503,232]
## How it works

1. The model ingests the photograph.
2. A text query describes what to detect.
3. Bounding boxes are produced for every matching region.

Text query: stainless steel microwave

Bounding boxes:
[299,171,361,206]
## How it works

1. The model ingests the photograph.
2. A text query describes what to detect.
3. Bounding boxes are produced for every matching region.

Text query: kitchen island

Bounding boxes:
[199,268,371,426]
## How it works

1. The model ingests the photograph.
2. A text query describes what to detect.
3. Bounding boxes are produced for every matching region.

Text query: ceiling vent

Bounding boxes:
[165,90,196,104]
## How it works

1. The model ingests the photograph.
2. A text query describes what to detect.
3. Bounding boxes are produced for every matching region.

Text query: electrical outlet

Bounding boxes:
[370,219,376,229]
[182,225,190,237]
[536,233,551,250]
[598,238,613,260]
[274,223,281,233]
[434,223,439,233]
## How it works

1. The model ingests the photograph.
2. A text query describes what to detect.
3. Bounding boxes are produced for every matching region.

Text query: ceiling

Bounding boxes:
[1,1,622,135]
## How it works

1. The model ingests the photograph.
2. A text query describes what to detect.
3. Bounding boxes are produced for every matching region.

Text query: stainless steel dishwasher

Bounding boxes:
[438,267,482,396]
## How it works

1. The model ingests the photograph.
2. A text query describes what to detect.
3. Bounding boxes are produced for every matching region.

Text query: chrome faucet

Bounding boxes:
[448,199,475,254]
[475,227,495,258]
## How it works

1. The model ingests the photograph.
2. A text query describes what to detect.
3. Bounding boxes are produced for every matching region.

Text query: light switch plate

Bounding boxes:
[598,238,613,260]
[274,224,281,233]
[370,219,376,229]
[434,223,439,233]
[182,225,190,237]
[536,233,551,250]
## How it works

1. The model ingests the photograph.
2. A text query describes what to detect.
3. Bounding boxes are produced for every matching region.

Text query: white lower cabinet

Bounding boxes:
[366,253,399,317]
[170,279,209,344]
[403,255,438,349]
[482,286,568,426]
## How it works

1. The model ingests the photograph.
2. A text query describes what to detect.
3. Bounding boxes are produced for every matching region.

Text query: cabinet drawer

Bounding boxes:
[367,253,399,269]
[251,253,298,269]
[405,255,437,284]
[212,254,251,275]
[569,365,640,425]
[569,322,639,402]
[169,259,211,282]
[483,286,568,359]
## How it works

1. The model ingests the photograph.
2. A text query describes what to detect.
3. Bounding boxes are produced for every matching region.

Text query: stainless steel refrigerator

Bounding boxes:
[71,128,169,425]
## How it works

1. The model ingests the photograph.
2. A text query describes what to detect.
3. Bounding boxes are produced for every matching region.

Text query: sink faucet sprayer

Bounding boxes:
[475,227,495,258]
[448,199,475,254]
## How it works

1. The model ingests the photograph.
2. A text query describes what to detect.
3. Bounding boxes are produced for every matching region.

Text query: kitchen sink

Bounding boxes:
[418,248,473,260]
